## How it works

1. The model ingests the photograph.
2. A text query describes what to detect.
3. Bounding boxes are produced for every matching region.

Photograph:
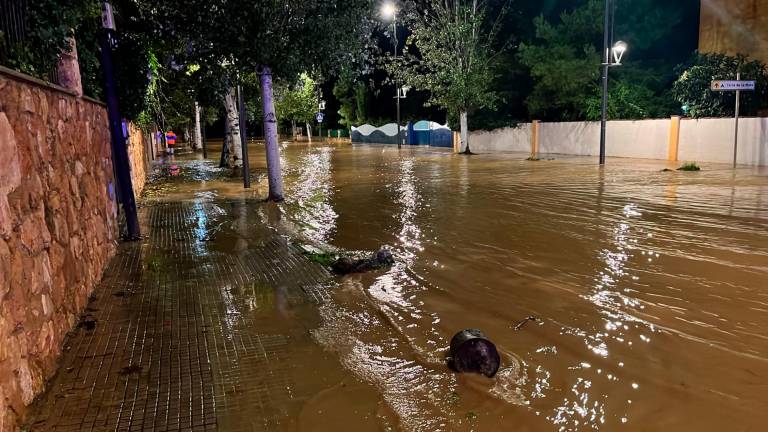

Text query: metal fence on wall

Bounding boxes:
[0,0,60,84]
[0,0,28,60]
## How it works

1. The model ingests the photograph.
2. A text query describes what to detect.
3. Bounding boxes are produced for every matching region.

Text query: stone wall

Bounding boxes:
[699,0,768,66]
[127,122,152,197]
[0,67,119,431]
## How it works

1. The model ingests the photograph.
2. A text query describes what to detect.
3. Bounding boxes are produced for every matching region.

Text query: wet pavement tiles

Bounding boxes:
[27,164,339,432]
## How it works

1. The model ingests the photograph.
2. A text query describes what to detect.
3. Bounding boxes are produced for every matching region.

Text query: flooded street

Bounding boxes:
[163,142,768,431]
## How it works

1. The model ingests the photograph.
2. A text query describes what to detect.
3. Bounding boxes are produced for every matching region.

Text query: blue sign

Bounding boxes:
[316,112,324,123]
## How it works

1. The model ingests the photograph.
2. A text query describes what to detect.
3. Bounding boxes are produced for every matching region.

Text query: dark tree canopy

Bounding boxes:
[673,53,768,118]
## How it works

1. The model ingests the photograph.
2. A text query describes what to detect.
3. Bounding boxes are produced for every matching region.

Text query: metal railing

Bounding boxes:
[0,0,28,60]
[1,0,61,84]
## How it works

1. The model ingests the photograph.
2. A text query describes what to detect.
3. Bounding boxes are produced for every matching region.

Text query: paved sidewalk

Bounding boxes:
[27,160,342,431]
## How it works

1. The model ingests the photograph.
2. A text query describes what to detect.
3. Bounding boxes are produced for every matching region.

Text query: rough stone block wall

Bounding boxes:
[0,68,118,431]
[127,123,150,197]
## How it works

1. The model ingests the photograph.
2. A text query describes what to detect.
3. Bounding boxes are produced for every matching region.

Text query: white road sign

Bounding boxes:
[711,80,756,91]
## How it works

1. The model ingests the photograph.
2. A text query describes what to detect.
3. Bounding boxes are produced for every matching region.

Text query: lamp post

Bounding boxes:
[599,0,627,165]
[99,2,140,239]
[382,2,402,148]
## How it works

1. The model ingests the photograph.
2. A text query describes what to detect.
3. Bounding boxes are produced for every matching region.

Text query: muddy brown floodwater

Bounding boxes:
[169,141,768,431]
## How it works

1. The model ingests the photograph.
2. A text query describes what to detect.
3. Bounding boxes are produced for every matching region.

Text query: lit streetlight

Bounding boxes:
[599,0,628,165]
[381,2,402,148]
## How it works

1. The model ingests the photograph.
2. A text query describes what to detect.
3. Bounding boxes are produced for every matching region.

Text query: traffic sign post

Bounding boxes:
[316,112,324,142]
[711,75,756,168]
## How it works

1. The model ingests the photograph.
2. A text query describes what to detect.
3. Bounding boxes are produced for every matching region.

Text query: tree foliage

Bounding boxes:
[392,0,510,119]
[672,53,768,118]
[0,0,89,78]
[275,73,318,126]
[332,67,371,127]
[519,0,693,121]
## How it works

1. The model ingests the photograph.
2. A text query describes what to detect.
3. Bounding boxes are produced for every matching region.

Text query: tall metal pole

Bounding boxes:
[599,0,612,165]
[99,2,140,239]
[733,71,741,168]
[220,115,230,167]
[201,113,208,159]
[394,12,401,149]
[237,83,251,188]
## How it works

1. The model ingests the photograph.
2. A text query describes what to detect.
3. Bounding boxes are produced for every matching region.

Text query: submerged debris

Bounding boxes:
[118,364,143,376]
[331,249,395,275]
[77,315,97,331]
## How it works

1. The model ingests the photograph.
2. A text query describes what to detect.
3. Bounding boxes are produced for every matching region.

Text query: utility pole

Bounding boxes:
[99,2,140,239]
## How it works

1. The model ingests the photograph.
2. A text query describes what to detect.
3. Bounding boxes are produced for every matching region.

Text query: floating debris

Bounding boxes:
[513,316,539,331]
[447,329,501,378]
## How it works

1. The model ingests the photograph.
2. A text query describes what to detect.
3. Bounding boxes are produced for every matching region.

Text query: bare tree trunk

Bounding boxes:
[193,101,202,150]
[306,122,313,143]
[224,86,243,170]
[259,66,285,201]
[291,120,297,140]
[460,111,472,154]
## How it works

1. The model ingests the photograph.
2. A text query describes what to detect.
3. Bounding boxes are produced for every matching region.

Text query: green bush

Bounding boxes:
[673,53,768,118]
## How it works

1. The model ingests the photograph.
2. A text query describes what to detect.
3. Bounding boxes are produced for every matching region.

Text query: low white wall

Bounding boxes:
[470,124,531,153]
[605,119,669,160]
[539,121,599,156]
[679,117,768,165]
[469,117,768,166]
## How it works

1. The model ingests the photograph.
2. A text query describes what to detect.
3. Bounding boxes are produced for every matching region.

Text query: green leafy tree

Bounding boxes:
[333,67,371,128]
[275,73,319,139]
[393,0,511,154]
[672,53,768,118]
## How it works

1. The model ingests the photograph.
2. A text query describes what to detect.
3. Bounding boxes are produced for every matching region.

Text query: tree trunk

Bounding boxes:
[259,66,285,201]
[224,86,243,170]
[291,120,297,140]
[460,111,472,154]
[193,101,202,150]
[219,113,230,168]
[306,122,312,143]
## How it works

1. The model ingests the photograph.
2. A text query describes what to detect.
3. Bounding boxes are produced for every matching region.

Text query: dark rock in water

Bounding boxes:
[331,249,395,275]
[448,329,500,378]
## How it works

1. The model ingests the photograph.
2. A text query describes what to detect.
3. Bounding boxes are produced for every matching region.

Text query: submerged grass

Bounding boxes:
[677,162,701,171]
[304,252,339,267]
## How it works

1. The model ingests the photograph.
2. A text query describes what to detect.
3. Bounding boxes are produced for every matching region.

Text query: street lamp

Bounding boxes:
[382,2,402,148]
[612,41,627,65]
[598,0,627,165]
[99,1,140,239]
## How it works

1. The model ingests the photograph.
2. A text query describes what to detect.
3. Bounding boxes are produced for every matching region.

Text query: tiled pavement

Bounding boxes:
[27,172,340,431]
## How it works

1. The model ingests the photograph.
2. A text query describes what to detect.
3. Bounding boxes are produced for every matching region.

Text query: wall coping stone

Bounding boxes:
[0,65,105,107]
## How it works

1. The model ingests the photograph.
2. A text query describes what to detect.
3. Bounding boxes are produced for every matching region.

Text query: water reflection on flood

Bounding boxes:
[185,143,768,431]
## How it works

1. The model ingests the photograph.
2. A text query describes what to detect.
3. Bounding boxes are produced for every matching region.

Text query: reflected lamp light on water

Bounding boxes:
[612,40,628,65]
